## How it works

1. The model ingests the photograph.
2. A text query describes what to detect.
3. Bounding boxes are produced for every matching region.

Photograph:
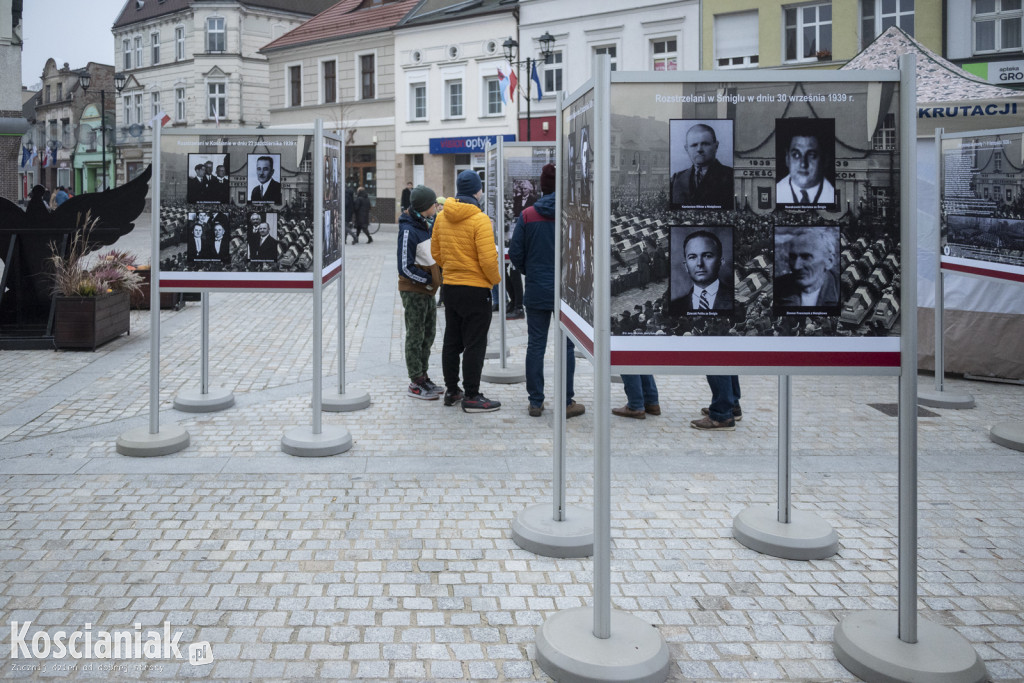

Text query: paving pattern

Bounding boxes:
[1,224,1023,681]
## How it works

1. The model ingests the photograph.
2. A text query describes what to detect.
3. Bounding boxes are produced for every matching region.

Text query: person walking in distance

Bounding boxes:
[352,186,372,244]
[431,170,502,412]
[398,185,443,400]
[509,164,584,419]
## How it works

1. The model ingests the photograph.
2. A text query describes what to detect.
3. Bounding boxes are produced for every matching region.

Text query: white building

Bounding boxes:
[111,0,336,185]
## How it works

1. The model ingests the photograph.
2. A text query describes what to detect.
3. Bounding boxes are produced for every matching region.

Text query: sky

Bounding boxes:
[21,0,129,88]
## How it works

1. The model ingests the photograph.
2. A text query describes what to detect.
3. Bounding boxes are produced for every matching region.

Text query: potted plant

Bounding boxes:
[815,50,832,62]
[49,221,142,350]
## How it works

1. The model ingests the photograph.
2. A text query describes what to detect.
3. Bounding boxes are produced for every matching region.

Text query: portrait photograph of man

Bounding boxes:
[186,153,230,204]
[248,154,283,204]
[773,225,841,316]
[667,226,734,316]
[669,120,735,210]
[248,212,280,262]
[775,119,836,209]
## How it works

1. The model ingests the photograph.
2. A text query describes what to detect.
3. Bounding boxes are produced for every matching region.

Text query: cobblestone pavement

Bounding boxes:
[1,226,1023,681]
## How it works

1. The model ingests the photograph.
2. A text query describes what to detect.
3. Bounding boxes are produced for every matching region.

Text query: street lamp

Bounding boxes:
[502,31,555,141]
[79,69,127,191]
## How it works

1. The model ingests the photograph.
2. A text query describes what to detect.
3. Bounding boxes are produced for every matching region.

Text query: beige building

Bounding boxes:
[111,0,336,186]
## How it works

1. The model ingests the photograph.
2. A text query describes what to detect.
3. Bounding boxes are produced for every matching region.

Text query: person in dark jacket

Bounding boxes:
[508,164,584,419]
[398,185,442,400]
[352,186,372,244]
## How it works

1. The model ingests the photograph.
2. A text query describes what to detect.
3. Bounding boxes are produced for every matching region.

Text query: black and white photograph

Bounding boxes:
[186,153,230,204]
[248,212,280,262]
[772,225,842,317]
[667,226,734,317]
[248,153,283,204]
[561,89,596,329]
[669,120,735,210]
[775,118,836,209]
[181,211,231,268]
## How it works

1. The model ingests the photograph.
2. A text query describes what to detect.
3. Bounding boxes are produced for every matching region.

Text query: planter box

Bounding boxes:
[54,292,130,350]
[130,270,183,310]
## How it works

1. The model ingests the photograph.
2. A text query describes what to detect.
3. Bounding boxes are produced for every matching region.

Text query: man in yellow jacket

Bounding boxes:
[431,170,502,412]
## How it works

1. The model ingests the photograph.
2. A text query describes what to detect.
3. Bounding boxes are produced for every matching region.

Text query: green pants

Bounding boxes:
[401,291,437,380]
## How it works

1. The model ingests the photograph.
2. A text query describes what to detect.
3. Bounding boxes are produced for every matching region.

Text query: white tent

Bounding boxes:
[843,27,1024,379]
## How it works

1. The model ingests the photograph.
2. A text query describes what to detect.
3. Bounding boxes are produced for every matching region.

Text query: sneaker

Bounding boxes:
[565,401,585,419]
[408,379,440,400]
[528,404,543,417]
[443,388,465,406]
[462,394,501,413]
[701,405,742,421]
[506,308,525,320]
[612,405,646,419]
[645,404,661,416]
[690,415,736,431]
[422,376,440,394]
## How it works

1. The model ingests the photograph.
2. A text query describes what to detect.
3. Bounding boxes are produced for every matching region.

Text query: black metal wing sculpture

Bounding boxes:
[0,165,153,336]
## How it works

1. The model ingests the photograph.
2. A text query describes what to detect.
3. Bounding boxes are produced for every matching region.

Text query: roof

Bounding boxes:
[113,0,339,29]
[262,0,420,51]
[399,0,517,28]
[841,26,1019,102]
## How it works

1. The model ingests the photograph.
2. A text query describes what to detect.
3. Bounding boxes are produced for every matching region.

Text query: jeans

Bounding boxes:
[622,375,658,411]
[524,308,575,408]
[441,285,493,397]
[707,375,741,421]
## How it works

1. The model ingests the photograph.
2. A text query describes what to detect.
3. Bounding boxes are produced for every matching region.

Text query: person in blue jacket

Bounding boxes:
[398,185,442,400]
[508,164,584,419]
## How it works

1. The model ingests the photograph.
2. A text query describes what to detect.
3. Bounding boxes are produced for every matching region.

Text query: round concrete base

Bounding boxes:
[733,505,838,560]
[281,425,352,457]
[918,388,975,409]
[117,425,190,457]
[321,389,371,413]
[481,363,526,384]
[484,347,510,360]
[834,610,987,683]
[536,607,669,683]
[173,387,235,413]
[990,420,1024,452]
[511,503,593,557]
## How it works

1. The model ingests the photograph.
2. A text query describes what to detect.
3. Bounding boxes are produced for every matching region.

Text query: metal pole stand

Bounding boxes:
[536,608,670,683]
[481,264,524,383]
[732,376,838,560]
[117,124,189,458]
[322,249,370,412]
[834,54,986,683]
[990,421,1024,452]
[174,293,235,412]
[512,329,592,557]
[281,425,351,457]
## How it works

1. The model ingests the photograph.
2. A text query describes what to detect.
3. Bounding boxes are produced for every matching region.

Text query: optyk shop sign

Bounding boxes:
[429,135,515,154]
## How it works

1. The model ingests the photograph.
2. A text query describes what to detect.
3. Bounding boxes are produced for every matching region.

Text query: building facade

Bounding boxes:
[948,0,1024,88]
[1,0,27,201]
[111,0,336,187]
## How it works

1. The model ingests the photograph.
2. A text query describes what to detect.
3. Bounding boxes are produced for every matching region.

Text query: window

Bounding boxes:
[544,50,563,93]
[360,54,375,99]
[446,79,463,118]
[151,32,160,64]
[44,85,50,103]
[175,26,185,60]
[715,11,759,68]
[61,118,70,147]
[151,92,161,119]
[208,82,226,119]
[175,87,186,121]
[289,65,302,107]
[872,112,896,150]
[135,36,143,68]
[652,38,678,70]
[207,17,226,52]
[595,45,618,71]
[995,153,1003,170]
[123,39,132,69]
[484,76,503,115]
[56,83,63,100]
[123,95,131,124]
[322,60,336,104]
[974,0,1022,53]
[785,3,832,61]
[861,0,914,48]
[134,93,143,126]
[410,82,427,120]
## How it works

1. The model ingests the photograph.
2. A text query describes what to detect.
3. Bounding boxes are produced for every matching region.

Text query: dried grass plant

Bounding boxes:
[49,214,143,297]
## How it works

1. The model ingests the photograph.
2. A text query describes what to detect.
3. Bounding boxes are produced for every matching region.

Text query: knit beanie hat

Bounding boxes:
[456,170,482,196]
[409,185,437,213]
[540,164,556,194]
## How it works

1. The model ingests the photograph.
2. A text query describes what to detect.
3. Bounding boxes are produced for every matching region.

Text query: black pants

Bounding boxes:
[506,263,523,310]
[353,222,372,243]
[441,284,492,396]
